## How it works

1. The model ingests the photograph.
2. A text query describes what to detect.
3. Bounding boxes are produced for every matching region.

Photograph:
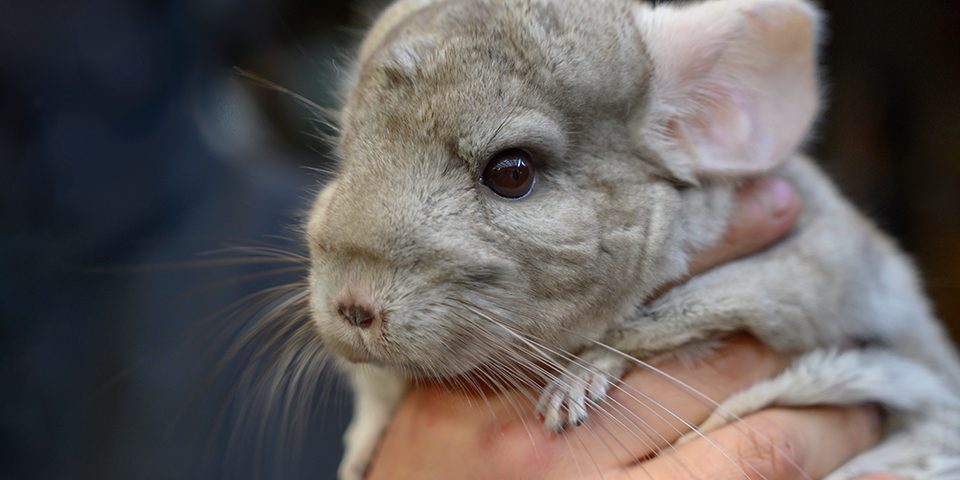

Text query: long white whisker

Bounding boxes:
[561,326,809,480]
[446,308,609,480]
[457,297,767,479]
[453,303,663,480]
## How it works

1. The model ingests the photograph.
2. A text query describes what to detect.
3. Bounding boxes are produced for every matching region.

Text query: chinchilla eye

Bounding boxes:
[481,149,536,199]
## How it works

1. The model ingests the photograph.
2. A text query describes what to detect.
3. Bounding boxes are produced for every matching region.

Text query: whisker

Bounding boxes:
[472,286,802,464]
[201,243,309,262]
[81,256,306,274]
[449,305,657,480]
[459,291,788,478]
[232,67,340,133]
[457,295,796,479]
[455,305,667,480]
[560,326,808,480]
[443,308,601,479]
[179,266,307,298]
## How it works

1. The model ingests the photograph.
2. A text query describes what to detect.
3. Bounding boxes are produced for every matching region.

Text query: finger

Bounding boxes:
[645,177,801,303]
[688,177,801,277]
[623,405,883,480]
[552,336,793,470]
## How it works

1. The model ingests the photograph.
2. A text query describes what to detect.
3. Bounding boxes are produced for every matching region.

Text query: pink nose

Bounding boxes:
[337,302,376,329]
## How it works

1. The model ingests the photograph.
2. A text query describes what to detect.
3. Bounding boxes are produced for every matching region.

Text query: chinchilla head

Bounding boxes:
[305,0,822,378]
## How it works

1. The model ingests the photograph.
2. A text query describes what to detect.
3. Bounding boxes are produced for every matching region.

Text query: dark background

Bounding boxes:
[2,1,958,479]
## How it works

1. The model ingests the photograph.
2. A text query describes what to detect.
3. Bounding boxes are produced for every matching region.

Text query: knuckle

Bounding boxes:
[732,417,804,480]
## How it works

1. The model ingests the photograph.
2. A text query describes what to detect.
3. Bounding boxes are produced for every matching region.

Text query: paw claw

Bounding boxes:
[588,373,612,402]
[568,387,588,427]
[536,350,628,433]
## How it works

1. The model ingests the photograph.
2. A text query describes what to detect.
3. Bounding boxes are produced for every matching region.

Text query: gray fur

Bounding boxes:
[303,0,960,478]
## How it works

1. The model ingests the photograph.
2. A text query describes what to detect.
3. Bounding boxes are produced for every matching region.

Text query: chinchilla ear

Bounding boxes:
[633,0,823,184]
[359,0,444,65]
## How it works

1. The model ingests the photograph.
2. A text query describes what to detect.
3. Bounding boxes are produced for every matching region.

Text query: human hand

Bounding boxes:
[367,178,887,480]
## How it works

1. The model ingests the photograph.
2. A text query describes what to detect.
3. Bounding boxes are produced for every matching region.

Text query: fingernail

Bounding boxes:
[756,177,795,218]
[856,473,899,480]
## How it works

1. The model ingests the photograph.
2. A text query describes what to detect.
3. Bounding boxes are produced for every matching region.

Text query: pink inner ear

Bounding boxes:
[689,86,775,176]
[637,0,821,180]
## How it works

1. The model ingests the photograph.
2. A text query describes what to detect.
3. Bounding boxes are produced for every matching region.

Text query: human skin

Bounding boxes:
[367,178,894,480]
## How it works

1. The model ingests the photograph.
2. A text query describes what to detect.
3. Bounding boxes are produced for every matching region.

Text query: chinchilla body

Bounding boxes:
[300,0,960,478]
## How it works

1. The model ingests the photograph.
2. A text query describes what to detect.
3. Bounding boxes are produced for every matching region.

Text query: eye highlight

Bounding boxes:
[481,149,536,199]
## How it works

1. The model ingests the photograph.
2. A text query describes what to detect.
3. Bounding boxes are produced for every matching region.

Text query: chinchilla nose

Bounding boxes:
[337,302,376,329]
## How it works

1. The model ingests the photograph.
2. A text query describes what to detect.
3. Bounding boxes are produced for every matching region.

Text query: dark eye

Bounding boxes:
[481,149,536,199]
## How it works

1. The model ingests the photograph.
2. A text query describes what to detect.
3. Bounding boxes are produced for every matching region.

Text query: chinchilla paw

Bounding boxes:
[536,348,630,432]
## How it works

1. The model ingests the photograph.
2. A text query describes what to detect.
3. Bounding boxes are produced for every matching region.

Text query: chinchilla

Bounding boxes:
[301,0,960,478]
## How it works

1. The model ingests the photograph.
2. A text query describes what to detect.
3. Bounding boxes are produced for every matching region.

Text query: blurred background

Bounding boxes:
[2,0,958,478]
